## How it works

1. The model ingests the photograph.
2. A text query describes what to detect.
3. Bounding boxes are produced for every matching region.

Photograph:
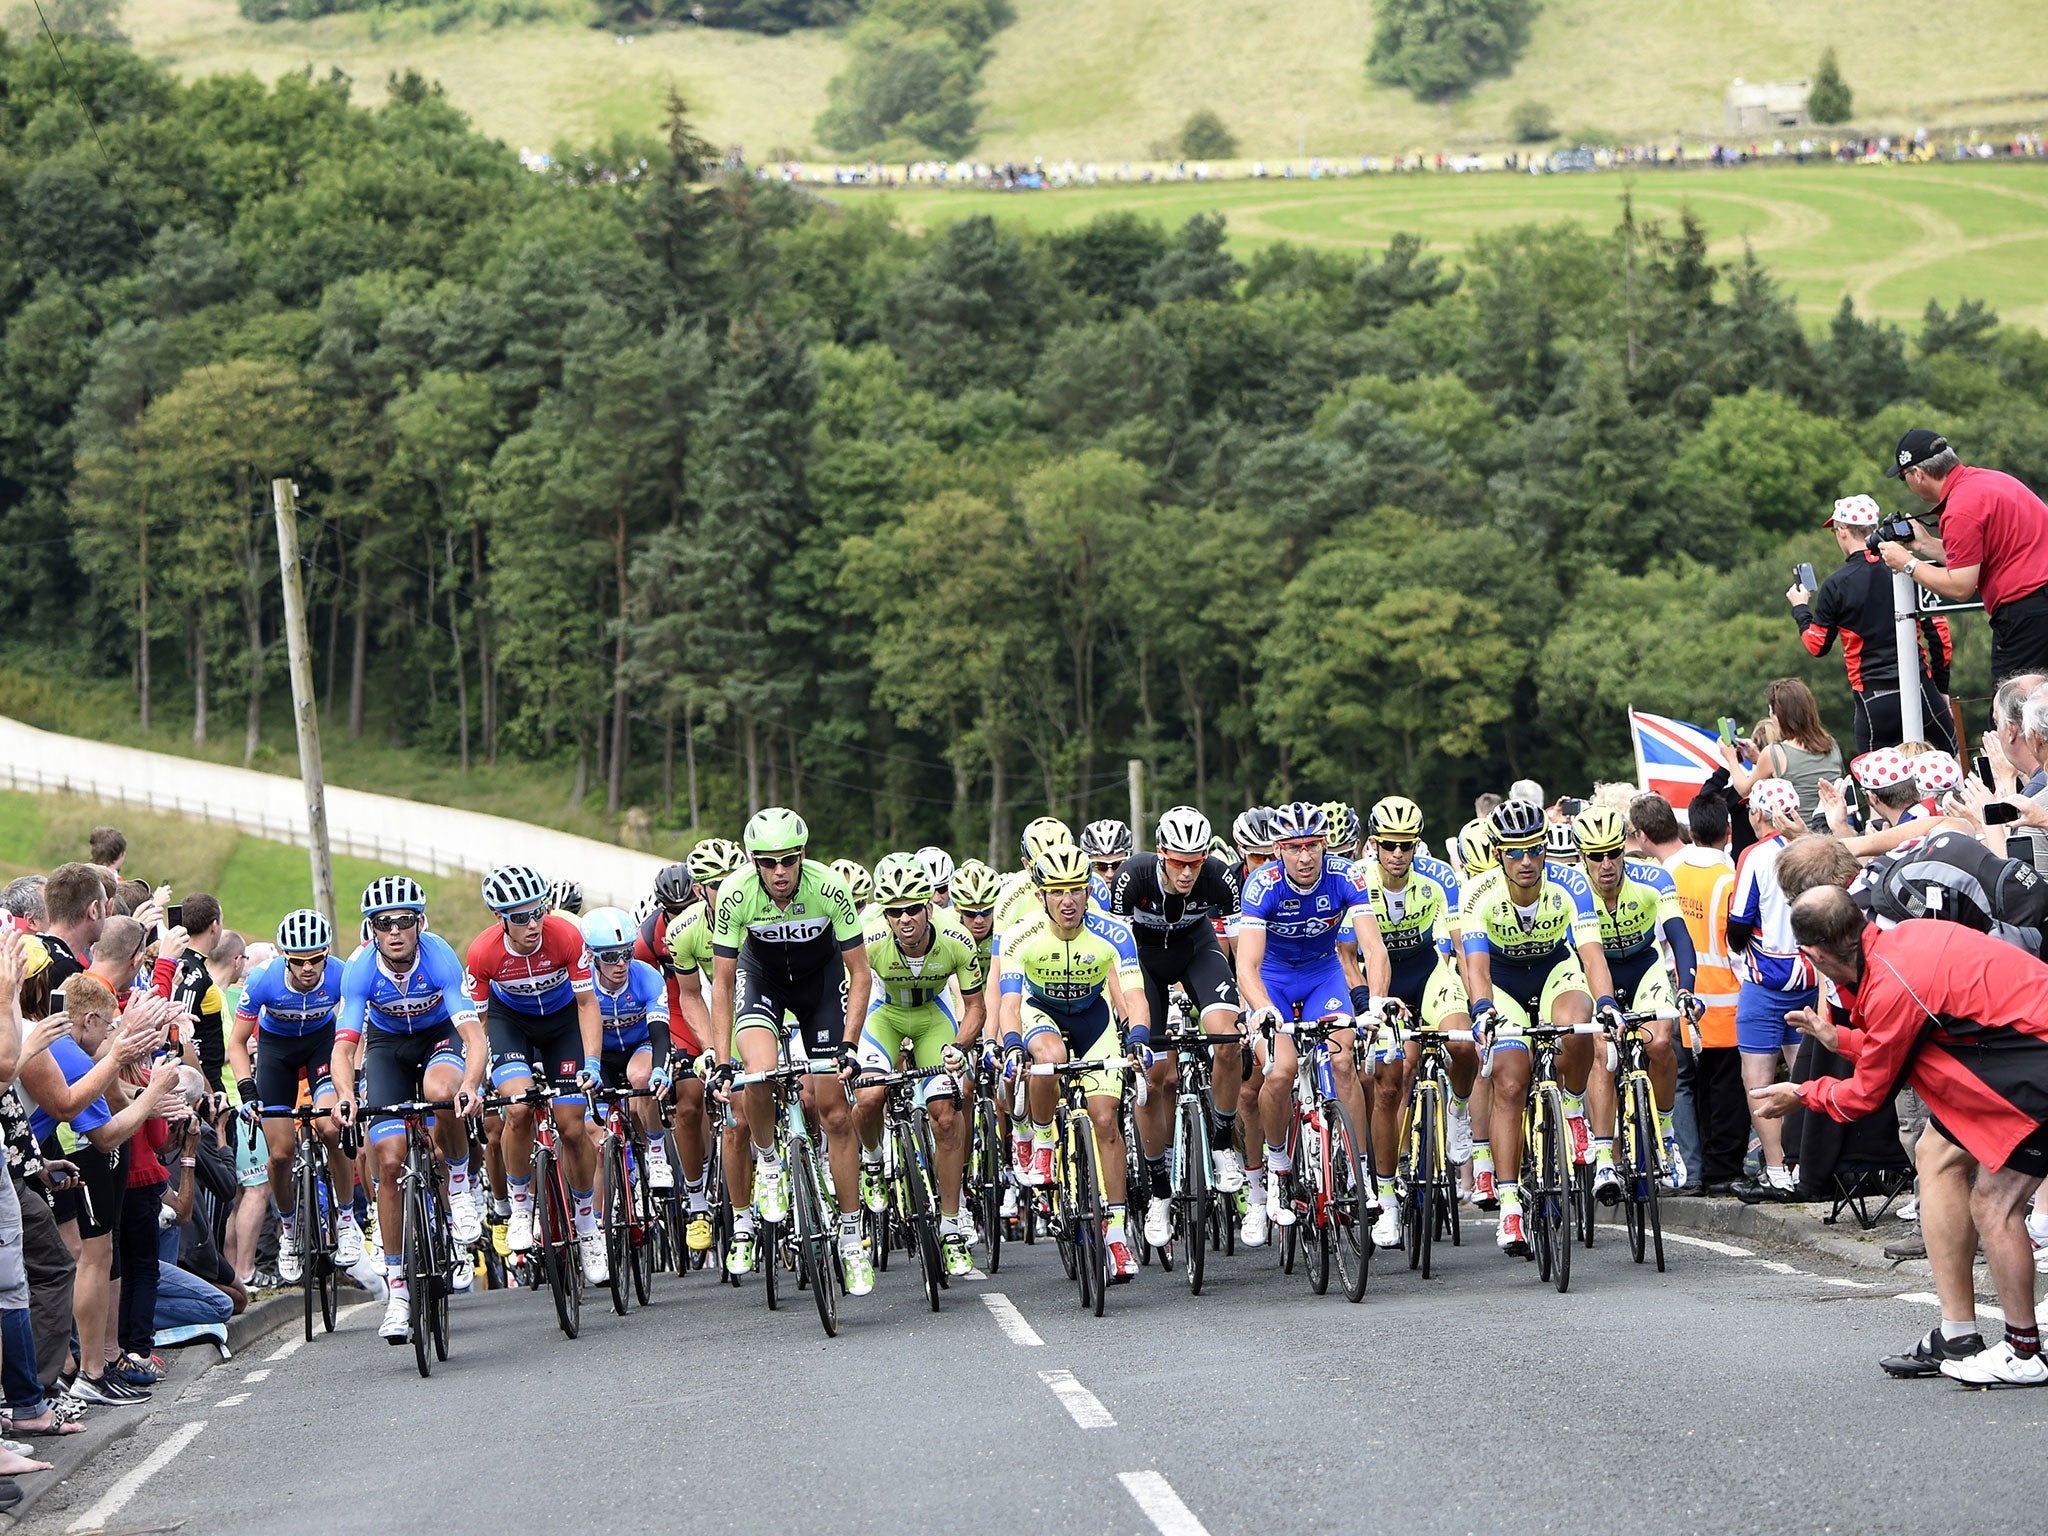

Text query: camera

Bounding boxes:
[1866,515,1918,551]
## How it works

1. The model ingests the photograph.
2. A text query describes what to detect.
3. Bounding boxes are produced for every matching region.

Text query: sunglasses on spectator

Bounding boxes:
[754,853,803,871]
[882,904,926,920]
[591,945,633,966]
[371,913,420,932]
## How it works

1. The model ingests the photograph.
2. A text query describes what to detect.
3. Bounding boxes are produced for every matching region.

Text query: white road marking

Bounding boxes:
[265,1337,306,1362]
[1897,1290,2006,1321]
[66,1418,206,1533]
[1660,1233,1755,1257]
[981,1293,1044,1347]
[1039,1369,1115,1429]
[1817,1275,1880,1289]
[215,1392,252,1407]
[1119,1471,1211,1536]
[1752,1260,1806,1276]
[244,1368,272,1382]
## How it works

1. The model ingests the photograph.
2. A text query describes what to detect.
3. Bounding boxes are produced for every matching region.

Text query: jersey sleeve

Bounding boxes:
[1556,866,1604,950]
[1236,871,1271,930]
[337,953,370,1044]
[462,930,490,1006]
[638,963,671,1027]
[233,970,263,1027]
[1085,910,1140,966]
[555,918,594,993]
[425,936,480,1024]
[710,884,747,959]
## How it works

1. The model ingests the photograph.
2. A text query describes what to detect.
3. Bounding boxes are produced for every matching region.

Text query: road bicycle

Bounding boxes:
[1024,1055,1145,1317]
[379,1101,458,1377]
[1512,1020,1602,1293]
[1155,1024,1237,1295]
[858,1064,954,1312]
[490,1083,585,1339]
[594,1085,662,1313]
[729,1056,844,1338]
[1392,1024,1469,1279]
[1610,1007,1680,1271]
[257,1105,344,1341]
[967,1044,1007,1273]
[1266,1014,1371,1303]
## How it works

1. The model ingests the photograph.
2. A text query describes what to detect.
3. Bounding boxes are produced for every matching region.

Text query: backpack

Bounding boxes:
[1855,829,2048,953]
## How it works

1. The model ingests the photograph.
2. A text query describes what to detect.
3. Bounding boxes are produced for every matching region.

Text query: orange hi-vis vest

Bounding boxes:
[1667,847,1739,1050]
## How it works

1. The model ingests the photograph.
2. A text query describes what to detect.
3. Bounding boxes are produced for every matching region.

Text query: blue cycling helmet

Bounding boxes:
[1267,801,1328,843]
[579,906,637,957]
[360,875,426,916]
[481,864,549,914]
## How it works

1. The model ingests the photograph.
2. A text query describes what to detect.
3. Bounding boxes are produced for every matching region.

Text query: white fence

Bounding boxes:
[0,715,669,908]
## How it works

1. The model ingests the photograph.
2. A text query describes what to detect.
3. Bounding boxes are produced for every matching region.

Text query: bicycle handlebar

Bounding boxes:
[1022,1058,1148,1105]
[730,1057,842,1088]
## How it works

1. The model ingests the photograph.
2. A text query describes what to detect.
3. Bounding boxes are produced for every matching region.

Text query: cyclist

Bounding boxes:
[999,843,1151,1280]
[331,877,488,1344]
[229,909,362,1280]
[1231,806,1276,879]
[1107,805,1247,1250]
[1080,819,1135,885]
[1458,799,1619,1256]
[1236,801,1391,1240]
[1452,818,1502,1205]
[831,859,875,914]
[1320,802,1362,863]
[1544,818,1580,871]
[1226,805,1277,1238]
[667,838,746,1259]
[549,879,584,917]
[1358,797,1470,1249]
[465,864,607,1284]
[1572,805,1699,1201]
[852,854,988,1278]
[581,906,675,1190]
[708,809,874,1296]
[915,846,955,909]
[951,859,1012,1217]
[636,862,698,1032]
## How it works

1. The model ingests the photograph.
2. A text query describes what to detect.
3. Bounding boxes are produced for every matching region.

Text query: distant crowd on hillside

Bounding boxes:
[729,126,2048,192]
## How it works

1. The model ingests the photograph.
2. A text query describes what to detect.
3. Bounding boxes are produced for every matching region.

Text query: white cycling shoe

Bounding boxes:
[449,1188,482,1246]
[335,1219,365,1267]
[1370,1206,1403,1249]
[1143,1197,1173,1247]
[1211,1148,1246,1193]
[1447,1100,1474,1165]
[277,1238,303,1285]
[379,1294,411,1344]
[505,1206,535,1253]
[579,1229,610,1285]
[1240,1201,1270,1248]
[1265,1175,1296,1228]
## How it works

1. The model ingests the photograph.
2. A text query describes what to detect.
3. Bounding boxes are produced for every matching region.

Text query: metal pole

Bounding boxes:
[273,478,336,927]
[1127,759,1144,839]
[1893,570,1924,746]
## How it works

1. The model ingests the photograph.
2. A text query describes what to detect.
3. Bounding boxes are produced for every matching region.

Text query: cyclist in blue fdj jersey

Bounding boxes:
[582,905,677,1192]
[228,908,362,1283]
[1235,801,1393,1244]
[330,877,489,1345]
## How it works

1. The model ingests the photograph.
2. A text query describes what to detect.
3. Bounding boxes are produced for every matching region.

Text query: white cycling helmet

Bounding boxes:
[1080,819,1135,861]
[914,845,955,890]
[1155,805,1213,856]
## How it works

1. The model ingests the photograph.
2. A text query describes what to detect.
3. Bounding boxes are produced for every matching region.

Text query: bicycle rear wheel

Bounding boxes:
[631,1155,656,1305]
[1538,1085,1573,1293]
[791,1150,838,1338]
[314,1167,340,1333]
[975,1099,1004,1275]
[1299,1114,1330,1295]
[603,1138,630,1316]
[429,1201,451,1362]
[536,1145,580,1338]
[1325,1102,1369,1303]
[1073,1115,1108,1317]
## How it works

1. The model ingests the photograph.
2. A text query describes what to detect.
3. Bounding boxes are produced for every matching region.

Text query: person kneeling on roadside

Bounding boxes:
[1751,885,2048,1387]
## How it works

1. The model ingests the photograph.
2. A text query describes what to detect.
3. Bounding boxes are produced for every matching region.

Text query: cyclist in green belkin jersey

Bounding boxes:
[665,836,744,1258]
[851,853,989,1278]
[709,808,876,1296]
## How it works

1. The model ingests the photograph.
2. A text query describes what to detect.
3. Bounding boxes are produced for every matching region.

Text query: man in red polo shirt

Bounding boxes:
[1877,428,2048,680]
[1751,885,2048,1388]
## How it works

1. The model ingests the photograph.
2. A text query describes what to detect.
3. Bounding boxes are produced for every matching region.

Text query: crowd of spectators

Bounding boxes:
[0,831,312,1510]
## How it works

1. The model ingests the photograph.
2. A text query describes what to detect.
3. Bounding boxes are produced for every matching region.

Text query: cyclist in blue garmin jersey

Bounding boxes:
[330,877,489,1345]
[582,905,677,1192]
[1234,801,1393,1245]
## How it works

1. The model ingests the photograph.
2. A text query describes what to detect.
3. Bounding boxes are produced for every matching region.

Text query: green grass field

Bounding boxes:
[0,789,491,941]
[861,160,2048,332]
[121,0,2048,161]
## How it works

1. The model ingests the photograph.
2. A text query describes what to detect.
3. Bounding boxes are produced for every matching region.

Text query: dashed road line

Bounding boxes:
[1660,1233,1755,1257]
[1898,1290,2006,1322]
[1039,1369,1115,1429]
[1119,1470,1211,1536]
[1817,1275,1880,1289]
[244,1368,272,1382]
[265,1337,307,1362]
[1753,1260,1805,1276]
[66,1418,206,1533]
[982,1293,1044,1346]
[215,1392,252,1407]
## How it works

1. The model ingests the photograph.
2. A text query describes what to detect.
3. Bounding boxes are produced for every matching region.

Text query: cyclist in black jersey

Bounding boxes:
[1108,806,1247,1247]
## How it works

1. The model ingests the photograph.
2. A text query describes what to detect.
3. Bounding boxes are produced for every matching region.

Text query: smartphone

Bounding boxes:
[1794,562,1817,594]
[1557,796,1585,818]
[1718,717,1738,745]
[1848,776,1871,826]
[1975,753,1996,790]
[1984,802,2022,825]
[165,903,183,932]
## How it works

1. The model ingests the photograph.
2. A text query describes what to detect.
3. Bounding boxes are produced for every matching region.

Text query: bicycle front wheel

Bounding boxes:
[975,1099,1004,1275]
[1176,1095,1209,1297]
[1325,1102,1370,1303]
[297,1155,319,1343]
[536,1146,580,1339]
[907,1116,943,1312]
[791,1149,838,1338]
[1537,1085,1573,1294]
[403,1174,432,1379]
[1407,1086,1435,1277]
[603,1137,631,1316]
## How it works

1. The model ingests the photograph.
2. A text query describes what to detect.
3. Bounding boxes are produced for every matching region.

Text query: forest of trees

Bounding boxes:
[4,34,2045,859]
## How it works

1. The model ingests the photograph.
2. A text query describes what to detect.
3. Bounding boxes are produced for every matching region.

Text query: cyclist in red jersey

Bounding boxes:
[466,864,607,1283]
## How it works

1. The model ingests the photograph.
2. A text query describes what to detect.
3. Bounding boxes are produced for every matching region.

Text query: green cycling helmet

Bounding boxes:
[872,852,934,906]
[743,807,809,856]
[830,858,873,904]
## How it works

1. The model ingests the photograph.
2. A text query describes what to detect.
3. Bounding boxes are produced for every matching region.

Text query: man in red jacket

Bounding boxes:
[1751,886,2048,1387]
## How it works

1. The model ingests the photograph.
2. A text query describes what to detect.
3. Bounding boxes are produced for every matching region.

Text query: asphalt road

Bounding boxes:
[20,1212,2048,1536]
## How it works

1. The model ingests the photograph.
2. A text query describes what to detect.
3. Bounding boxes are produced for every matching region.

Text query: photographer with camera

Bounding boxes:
[1793,494,1956,757]
[1877,429,2048,682]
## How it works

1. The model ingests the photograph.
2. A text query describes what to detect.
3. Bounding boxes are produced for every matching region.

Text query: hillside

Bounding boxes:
[118,0,2048,159]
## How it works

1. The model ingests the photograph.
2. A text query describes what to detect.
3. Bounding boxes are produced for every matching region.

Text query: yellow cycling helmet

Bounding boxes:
[1319,801,1359,850]
[1369,795,1424,840]
[871,852,932,906]
[1572,805,1628,855]
[1456,818,1496,875]
[686,837,746,883]
[829,858,873,904]
[1031,843,1092,891]
[1019,815,1074,867]
[952,859,1000,909]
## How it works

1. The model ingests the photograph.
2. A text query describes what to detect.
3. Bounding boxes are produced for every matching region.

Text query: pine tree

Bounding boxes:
[1809,49,1854,124]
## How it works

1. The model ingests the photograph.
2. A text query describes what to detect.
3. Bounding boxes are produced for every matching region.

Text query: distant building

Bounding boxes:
[1725,79,1813,133]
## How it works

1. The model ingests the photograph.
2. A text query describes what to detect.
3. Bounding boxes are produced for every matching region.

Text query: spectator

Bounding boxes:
[1755,886,2048,1385]
[1985,672,2048,797]
[1720,679,1845,822]
[1816,747,1972,859]
[152,1107,236,1352]
[1775,833,1860,896]
[1,941,77,1424]
[17,980,178,1407]
[111,879,151,918]
[1473,792,1502,821]
[86,919,147,1003]
[34,865,106,994]
[1638,791,1746,1195]
[0,879,43,934]
[1726,779,1814,1202]
[165,894,227,1093]
[1880,429,2048,681]
[109,1050,177,1392]
[1794,493,1956,755]
[87,829,125,881]
[1508,778,1542,806]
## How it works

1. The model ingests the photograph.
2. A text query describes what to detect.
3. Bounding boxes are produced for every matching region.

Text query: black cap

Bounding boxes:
[1885,428,1949,479]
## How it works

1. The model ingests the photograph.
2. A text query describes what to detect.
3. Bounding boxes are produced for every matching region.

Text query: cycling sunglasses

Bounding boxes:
[370,912,420,932]
[590,944,634,966]
[881,904,925,920]
[502,905,549,926]
[1498,844,1546,862]
[1161,853,1207,871]
[1583,847,1626,863]
[753,852,803,871]
[1374,839,1417,853]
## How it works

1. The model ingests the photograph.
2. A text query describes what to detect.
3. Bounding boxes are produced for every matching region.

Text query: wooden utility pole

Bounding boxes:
[273,479,336,927]
[1127,758,1145,840]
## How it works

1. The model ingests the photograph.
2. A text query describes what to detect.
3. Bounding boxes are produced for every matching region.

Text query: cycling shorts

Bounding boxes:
[600,1042,652,1091]
[361,1022,466,1144]
[1261,957,1351,1032]
[1019,993,1125,1101]
[1484,947,1590,1043]
[734,950,848,1063]
[1419,954,1470,1030]
[1609,950,1677,1017]
[859,996,962,1106]
[1387,947,1439,1015]
[486,994,586,1096]
[1136,929,1238,1024]
[256,1024,337,1116]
